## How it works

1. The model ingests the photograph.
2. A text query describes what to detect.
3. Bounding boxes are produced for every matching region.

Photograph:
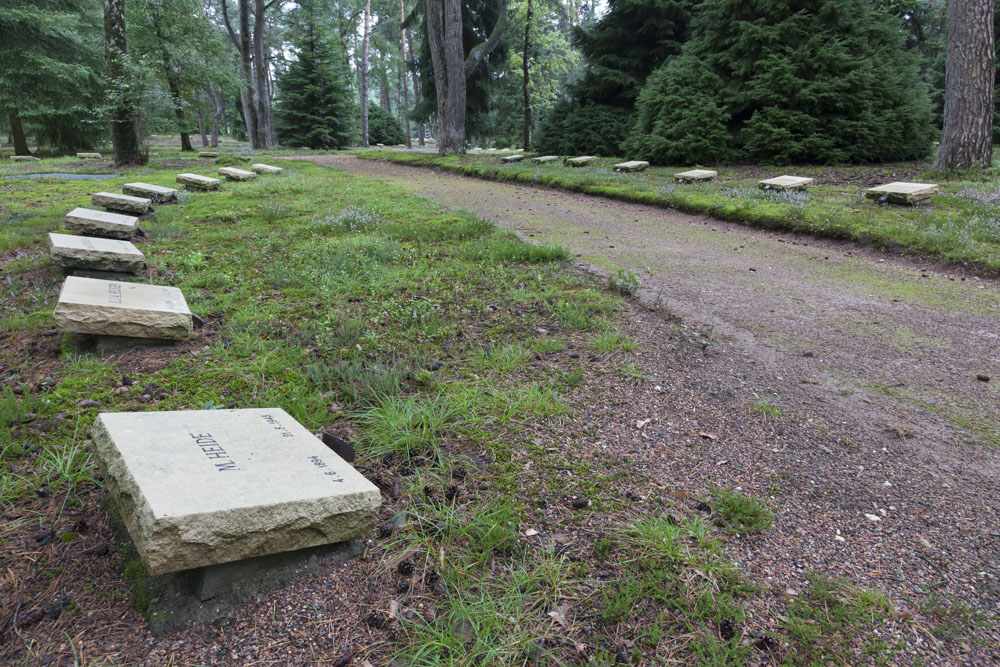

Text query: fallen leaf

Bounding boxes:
[636,418,651,429]
[548,602,569,626]
[525,528,539,537]
[698,432,718,440]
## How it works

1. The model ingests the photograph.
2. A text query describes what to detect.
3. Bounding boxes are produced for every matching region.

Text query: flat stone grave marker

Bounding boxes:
[566,155,597,167]
[198,151,219,158]
[866,181,939,204]
[123,182,178,203]
[501,154,526,163]
[54,276,192,340]
[759,175,814,191]
[614,160,650,173]
[218,167,256,181]
[251,163,283,175]
[675,169,718,182]
[531,155,559,164]
[93,191,152,215]
[92,408,381,575]
[65,207,138,239]
[10,155,40,162]
[48,233,145,273]
[77,152,102,159]
[176,173,221,190]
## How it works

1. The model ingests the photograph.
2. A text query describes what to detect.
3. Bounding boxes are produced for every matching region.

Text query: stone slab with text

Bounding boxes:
[93,191,152,215]
[176,173,221,190]
[218,167,256,181]
[251,163,283,174]
[675,169,717,182]
[614,160,649,172]
[48,232,145,273]
[566,155,597,167]
[53,276,192,339]
[865,181,939,204]
[92,408,381,575]
[759,175,814,191]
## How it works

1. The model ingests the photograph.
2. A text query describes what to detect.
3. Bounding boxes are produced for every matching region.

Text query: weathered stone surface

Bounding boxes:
[198,151,219,158]
[675,169,717,182]
[614,160,650,172]
[176,173,221,190]
[865,181,939,204]
[65,207,139,239]
[251,163,283,175]
[54,276,192,339]
[10,155,40,162]
[501,154,526,163]
[48,233,145,273]
[759,175,814,191]
[77,152,102,159]
[531,155,559,164]
[123,182,178,203]
[93,191,152,215]
[566,155,597,167]
[218,167,256,181]
[91,408,381,575]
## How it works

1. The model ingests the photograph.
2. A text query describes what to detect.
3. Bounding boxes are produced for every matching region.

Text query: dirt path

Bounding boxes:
[305,155,1000,472]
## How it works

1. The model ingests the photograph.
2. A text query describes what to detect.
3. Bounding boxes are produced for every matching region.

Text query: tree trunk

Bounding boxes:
[934,0,995,169]
[252,0,275,148]
[426,0,508,154]
[197,102,209,147]
[105,0,143,165]
[211,87,223,147]
[361,0,371,146]
[380,65,392,112]
[400,0,412,147]
[221,0,258,148]
[522,0,532,150]
[9,110,30,155]
[406,28,425,146]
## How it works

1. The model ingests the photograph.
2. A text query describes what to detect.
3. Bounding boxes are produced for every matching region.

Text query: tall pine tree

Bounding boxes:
[275,0,352,149]
[626,0,934,164]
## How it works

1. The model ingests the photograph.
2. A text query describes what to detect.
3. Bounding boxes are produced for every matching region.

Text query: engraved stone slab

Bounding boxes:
[531,155,559,164]
[176,173,221,190]
[218,167,257,181]
[54,276,192,340]
[77,152,102,159]
[614,160,649,172]
[865,181,940,204]
[10,155,40,162]
[123,182,178,203]
[566,155,597,167]
[93,191,152,215]
[48,233,145,273]
[251,163,283,174]
[65,207,139,239]
[759,175,814,191]
[675,169,717,182]
[501,154,526,163]
[198,151,219,158]
[92,408,381,575]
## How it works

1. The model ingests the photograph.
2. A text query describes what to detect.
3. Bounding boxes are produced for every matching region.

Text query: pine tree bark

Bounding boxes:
[221,0,259,148]
[361,0,371,146]
[426,0,508,154]
[400,0,412,147]
[252,0,276,148]
[522,0,532,150]
[9,110,30,155]
[934,0,995,169]
[105,0,143,165]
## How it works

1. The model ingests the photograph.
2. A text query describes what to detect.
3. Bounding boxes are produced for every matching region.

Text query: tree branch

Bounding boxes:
[464,0,509,79]
[219,0,239,49]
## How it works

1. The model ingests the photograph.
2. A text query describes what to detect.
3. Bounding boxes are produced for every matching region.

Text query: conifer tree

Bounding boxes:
[627,0,933,164]
[275,0,352,150]
[367,104,406,145]
[0,0,104,154]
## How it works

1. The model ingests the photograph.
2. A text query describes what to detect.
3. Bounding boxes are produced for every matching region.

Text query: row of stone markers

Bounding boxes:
[500,154,941,205]
[45,161,382,621]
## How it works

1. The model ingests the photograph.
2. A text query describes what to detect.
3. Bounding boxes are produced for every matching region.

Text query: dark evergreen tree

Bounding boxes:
[535,0,694,156]
[0,0,104,154]
[275,0,352,149]
[627,0,934,164]
[367,103,406,145]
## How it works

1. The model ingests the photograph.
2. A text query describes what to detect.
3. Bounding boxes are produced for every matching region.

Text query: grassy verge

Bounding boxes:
[1,153,911,663]
[359,150,1000,274]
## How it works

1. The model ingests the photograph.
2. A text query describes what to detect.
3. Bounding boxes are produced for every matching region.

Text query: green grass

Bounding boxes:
[360,150,1000,274]
[709,486,774,534]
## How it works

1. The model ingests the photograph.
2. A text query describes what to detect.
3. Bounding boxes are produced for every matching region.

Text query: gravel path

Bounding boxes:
[310,155,1000,476]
